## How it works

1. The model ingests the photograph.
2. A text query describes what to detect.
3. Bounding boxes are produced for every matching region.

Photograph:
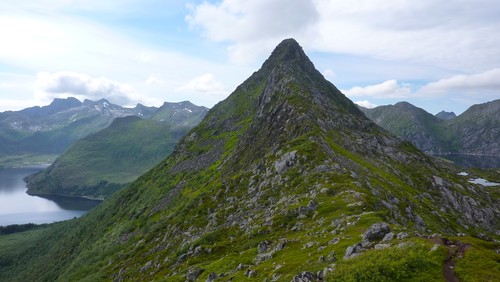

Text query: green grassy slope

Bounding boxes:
[25,116,188,199]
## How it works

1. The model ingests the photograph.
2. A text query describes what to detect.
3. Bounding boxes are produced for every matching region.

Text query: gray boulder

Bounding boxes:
[307,200,319,211]
[187,267,205,281]
[397,232,409,239]
[275,151,297,174]
[382,232,394,242]
[344,243,363,259]
[291,271,318,282]
[258,241,271,253]
[363,222,390,241]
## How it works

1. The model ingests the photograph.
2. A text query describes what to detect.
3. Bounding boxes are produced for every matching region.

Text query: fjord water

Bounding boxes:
[438,154,500,169]
[0,167,99,226]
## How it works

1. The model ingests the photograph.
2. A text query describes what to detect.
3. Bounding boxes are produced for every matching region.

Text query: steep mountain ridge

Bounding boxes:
[445,99,500,155]
[361,102,448,153]
[362,99,500,156]
[0,39,498,281]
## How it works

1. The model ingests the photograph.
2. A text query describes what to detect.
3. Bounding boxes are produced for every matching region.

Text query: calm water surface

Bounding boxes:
[435,154,500,169]
[0,167,100,226]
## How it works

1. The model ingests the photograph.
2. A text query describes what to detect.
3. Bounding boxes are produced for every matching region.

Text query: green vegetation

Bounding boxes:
[0,154,57,168]
[0,223,48,235]
[454,237,500,281]
[328,242,445,281]
[0,39,497,282]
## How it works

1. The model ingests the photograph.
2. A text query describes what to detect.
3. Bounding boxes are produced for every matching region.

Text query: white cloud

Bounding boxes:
[0,8,256,111]
[341,68,500,114]
[186,0,319,63]
[421,68,500,93]
[323,69,336,81]
[414,69,500,104]
[187,0,500,71]
[35,71,138,106]
[178,73,228,97]
[145,75,162,85]
[354,100,377,109]
[342,80,412,99]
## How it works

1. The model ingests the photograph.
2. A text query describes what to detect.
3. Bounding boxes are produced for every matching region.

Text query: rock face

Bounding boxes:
[1,38,499,282]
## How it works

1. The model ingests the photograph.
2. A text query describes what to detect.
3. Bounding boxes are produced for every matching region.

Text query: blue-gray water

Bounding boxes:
[435,154,500,169]
[0,167,99,226]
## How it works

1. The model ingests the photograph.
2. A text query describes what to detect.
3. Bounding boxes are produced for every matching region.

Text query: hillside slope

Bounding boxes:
[362,99,500,156]
[361,102,449,153]
[24,116,193,199]
[0,39,498,282]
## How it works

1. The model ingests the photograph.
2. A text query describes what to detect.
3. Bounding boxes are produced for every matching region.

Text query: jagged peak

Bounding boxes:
[260,38,316,75]
[49,97,81,106]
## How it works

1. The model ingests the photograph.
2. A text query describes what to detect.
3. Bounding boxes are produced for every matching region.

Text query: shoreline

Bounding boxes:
[430,153,500,157]
[27,192,104,203]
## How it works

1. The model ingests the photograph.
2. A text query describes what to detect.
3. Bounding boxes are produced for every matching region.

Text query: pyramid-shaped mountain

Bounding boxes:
[1,39,498,281]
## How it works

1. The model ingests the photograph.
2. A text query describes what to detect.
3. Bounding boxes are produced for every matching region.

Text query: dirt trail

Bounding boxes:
[441,238,469,282]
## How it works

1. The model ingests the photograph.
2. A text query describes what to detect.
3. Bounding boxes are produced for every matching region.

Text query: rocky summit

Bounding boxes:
[0,39,499,281]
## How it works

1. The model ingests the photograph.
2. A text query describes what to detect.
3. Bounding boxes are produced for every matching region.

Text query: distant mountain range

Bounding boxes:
[361,100,500,156]
[0,98,208,167]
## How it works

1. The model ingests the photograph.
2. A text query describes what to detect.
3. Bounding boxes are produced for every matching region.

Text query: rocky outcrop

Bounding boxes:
[363,222,391,241]
[275,150,298,173]
[187,267,205,281]
[291,271,319,282]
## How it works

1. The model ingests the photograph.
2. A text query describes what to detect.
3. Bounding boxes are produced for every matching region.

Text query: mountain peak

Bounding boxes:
[268,38,304,60]
[49,97,81,107]
[260,38,316,74]
[435,110,456,120]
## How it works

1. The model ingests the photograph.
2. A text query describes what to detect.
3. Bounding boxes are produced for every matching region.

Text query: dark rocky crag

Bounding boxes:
[1,39,498,281]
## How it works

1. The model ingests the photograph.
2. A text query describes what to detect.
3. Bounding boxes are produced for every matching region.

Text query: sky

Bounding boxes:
[1,0,500,115]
